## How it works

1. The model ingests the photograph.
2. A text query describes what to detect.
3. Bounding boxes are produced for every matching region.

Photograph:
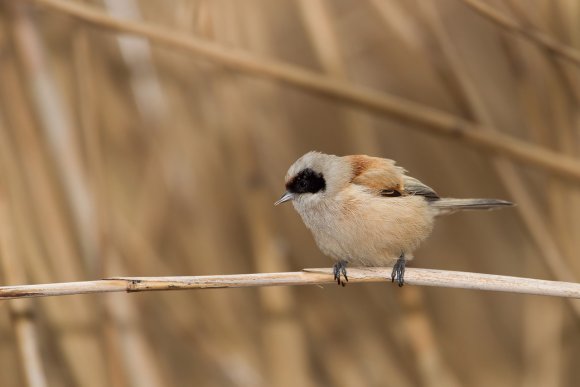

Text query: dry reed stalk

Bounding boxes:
[166,41,270,387]
[353,331,414,387]
[540,0,580,377]
[301,303,370,387]
[298,0,380,154]
[418,4,570,382]
[0,120,48,387]
[72,23,166,387]
[121,8,260,362]
[505,3,579,381]
[101,0,176,244]
[30,0,580,183]
[100,3,168,385]
[112,217,260,387]
[418,10,572,380]
[507,4,579,383]
[212,3,313,385]
[522,280,564,387]
[503,1,580,106]
[296,7,411,381]
[302,2,458,385]
[4,1,578,384]
[369,0,423,51]
[0,10,55,287]
[5,4,108,385]
[369,3,472,385]
[502,40,580,363]
[419,1,580,318]
[71,32,119,387]
[396,287,460,387]
[298,4,400,383]
[0,268,579,300]
[0,51,104,387]
[162,157,264,385]
[104,265,166,387]
[103,0,167,129]
[0,54,108,383]
[459,0,580,67]
[10,2,97,271]
[1,17,80,283]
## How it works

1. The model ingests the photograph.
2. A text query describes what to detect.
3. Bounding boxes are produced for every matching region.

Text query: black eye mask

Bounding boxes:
[286,168,326,194]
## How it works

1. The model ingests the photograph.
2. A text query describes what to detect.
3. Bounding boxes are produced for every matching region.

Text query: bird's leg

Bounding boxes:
[333,260,349,287]
[391,252,406,287]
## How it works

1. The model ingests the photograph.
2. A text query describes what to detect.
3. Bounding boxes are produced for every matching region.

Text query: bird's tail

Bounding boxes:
[431,198,514,215]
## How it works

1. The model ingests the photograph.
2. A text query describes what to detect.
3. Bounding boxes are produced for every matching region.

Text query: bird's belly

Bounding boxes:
[306,197,435,266]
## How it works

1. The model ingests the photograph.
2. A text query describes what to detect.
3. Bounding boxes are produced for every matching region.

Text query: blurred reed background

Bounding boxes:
[0,0,579,386]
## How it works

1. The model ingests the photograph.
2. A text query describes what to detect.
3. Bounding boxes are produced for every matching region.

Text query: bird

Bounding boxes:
[275,151,513,287]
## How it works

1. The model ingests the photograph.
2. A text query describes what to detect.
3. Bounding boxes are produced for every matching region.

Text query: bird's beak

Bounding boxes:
[274,192,294,206]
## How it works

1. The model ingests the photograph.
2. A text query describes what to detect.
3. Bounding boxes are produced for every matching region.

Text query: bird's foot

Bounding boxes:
[333,260,348,287]
[391,253,406,287]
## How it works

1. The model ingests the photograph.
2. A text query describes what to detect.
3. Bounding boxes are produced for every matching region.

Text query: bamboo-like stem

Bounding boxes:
[212,3,313,386]
[304,3,458,386]
[29,0,580,183]
[0,133,48,387]
[419,3,580,319]
[0,268,580,300]
[459,0,580,67]
[11,1,96,271]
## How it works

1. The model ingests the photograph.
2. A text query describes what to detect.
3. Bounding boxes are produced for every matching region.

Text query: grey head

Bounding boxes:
[274,151,350,207]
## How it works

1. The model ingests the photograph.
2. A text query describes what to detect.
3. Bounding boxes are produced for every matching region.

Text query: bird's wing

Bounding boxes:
[347,155,404,194]
[346,155,439,200]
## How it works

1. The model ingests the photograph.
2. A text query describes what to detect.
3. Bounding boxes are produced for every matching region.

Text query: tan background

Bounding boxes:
[0,0,579,386]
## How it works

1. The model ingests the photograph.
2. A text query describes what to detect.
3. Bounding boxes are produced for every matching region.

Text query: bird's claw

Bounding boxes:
[391,254,406,287]
[333,260,348,287]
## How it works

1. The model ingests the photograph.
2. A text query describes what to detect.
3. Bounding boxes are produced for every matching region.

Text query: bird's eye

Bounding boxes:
[381,189,401,197]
